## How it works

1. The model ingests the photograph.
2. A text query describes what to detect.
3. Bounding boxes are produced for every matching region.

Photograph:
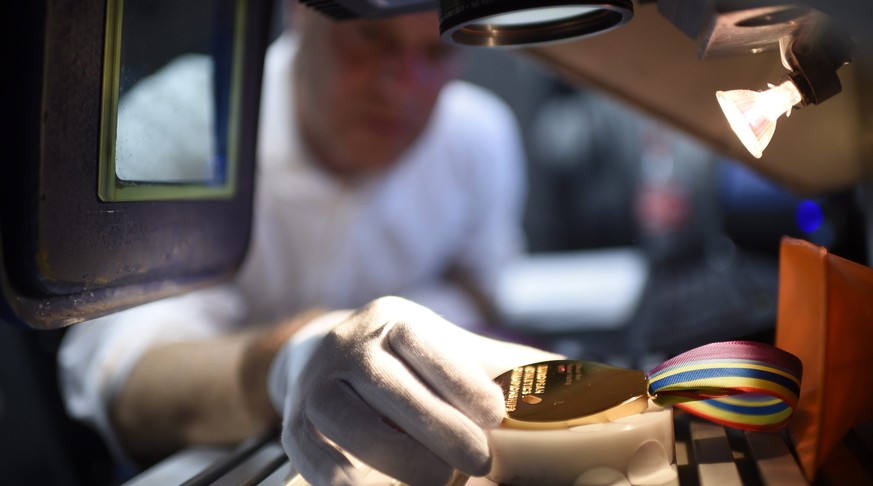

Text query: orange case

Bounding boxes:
[775,236,873,481]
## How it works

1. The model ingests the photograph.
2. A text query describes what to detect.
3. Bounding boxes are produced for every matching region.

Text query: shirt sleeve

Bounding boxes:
[57,285,246,465]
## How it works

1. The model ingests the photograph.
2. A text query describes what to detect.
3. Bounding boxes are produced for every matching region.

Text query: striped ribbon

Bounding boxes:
[647,341,803,432]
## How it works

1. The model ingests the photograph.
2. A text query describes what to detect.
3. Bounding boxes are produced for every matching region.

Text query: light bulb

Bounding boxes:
[716,80,803,158]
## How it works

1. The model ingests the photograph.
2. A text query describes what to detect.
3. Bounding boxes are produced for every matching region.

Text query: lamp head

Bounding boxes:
[716,20,853,159]
[438,0,633,47]
[716,80,803,159]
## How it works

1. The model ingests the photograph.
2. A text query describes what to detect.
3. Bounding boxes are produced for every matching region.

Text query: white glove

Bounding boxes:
[267,296,563,486]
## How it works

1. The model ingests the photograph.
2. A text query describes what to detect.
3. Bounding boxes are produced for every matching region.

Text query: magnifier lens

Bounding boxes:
[439,1,634,47]
[480,6,601,26]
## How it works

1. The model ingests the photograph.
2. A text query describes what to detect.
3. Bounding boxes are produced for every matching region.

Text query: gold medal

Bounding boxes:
[493,360,649,430]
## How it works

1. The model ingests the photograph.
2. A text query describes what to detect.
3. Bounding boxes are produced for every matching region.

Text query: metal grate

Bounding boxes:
[125,411,870,485]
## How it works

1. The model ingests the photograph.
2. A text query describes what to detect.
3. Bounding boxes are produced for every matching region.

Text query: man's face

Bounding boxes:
[294,10,459,174]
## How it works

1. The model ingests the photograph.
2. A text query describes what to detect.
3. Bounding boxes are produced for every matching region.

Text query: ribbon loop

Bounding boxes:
[647,341,803,432]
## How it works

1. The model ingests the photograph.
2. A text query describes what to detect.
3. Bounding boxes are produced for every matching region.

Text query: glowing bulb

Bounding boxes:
[716,80,803,158]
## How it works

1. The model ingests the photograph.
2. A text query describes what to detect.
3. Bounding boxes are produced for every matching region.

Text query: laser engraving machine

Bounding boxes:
[2,1,871,484]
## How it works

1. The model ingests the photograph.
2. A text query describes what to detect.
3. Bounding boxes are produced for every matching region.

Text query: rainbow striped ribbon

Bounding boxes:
[647,341,803,432]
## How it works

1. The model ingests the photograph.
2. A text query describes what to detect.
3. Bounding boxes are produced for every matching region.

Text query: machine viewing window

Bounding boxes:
[99,0,246,201]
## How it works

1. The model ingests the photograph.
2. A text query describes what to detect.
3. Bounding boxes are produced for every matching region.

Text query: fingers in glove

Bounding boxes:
[281,409,360,486]
[388,320,506,428]
[348,350,495,476]
[307,379,454,486]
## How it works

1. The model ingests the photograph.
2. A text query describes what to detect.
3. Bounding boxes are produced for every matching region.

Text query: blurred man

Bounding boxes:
[59,6,556,485]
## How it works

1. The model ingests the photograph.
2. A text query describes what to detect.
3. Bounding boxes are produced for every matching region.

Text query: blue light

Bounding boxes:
[796,199,824,233]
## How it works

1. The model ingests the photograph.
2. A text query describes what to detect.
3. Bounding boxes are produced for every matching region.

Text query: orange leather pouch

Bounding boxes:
[775,236,873,481]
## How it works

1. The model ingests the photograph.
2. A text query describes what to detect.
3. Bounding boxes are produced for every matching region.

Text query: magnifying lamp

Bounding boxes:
[439,0,634,47]
[716,22,853,159]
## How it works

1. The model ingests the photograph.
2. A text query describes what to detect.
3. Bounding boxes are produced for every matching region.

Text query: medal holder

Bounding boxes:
[486,341,802,485]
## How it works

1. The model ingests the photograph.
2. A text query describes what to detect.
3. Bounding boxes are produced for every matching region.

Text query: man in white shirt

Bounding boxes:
[243,17,525,327]
[59,6,558,485]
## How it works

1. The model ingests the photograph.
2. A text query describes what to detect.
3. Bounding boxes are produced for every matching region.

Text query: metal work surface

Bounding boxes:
[122,412,873,485]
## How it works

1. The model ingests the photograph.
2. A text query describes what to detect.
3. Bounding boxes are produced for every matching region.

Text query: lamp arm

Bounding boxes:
[782,20,854,105]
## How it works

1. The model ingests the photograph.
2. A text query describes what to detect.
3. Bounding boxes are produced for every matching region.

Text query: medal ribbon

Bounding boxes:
[647,341,803,432]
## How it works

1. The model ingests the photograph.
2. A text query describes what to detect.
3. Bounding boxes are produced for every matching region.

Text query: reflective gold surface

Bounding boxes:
[494,360,648,429]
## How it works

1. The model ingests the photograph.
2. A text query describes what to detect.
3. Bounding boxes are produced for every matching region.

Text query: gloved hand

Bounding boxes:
[267,296,563,486]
